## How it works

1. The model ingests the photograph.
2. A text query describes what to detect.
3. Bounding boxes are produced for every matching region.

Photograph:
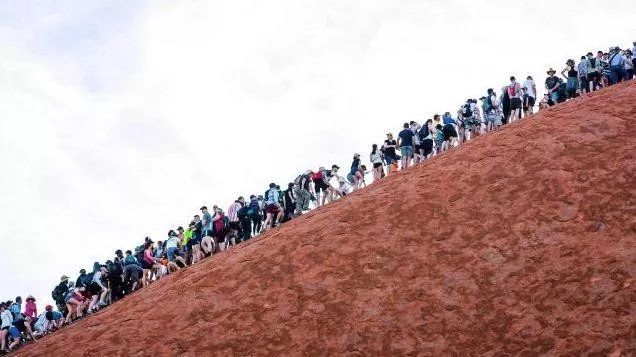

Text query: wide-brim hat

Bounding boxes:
[61,275,69,282]
[547,68,556,74]
[26,295,35,301]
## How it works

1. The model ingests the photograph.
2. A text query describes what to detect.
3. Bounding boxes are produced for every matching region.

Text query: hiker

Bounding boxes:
[545,68,561,105]
[561,59,579,99]
[577,56,589,95]
[63,286,86,323]
[165,230,180,261]
[522,76,537,117]
[9,297,36,341]
[311,167,330,207]
[585,52,602,91]
[507,76,523,123]
[293,172,314,215]
[51,275,70,316]
[23,296,37,320]
[624,49,634,80]
[410,121,422,163]
[263,183,283,230]
[441,112,459,151]
[499,85,511,124]
[419,119,436,159]
[227,197,244,244]
[381,133,399,174]
[141,241,158,286]
[87,267,109,312]
[248,195,262,236]
[370,144,384,181]
[191,215,204,262]
[212,208,229,250]
[460,99,480,141]
[236,199,253,236]
[122,263,143,293]
[397,123,414,169]
[1,302,22,352]
[609,46,625,85]
[200,206,213,238]
[337,176,351,197]
[107,257,125,301]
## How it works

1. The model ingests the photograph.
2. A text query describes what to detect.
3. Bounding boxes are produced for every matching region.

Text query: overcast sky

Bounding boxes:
[0,0,634,306]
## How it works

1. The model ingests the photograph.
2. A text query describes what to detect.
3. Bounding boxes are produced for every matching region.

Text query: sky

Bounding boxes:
[0,0,634,307]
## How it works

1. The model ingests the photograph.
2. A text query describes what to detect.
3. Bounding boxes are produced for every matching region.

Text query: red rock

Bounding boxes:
[18,81,636,356]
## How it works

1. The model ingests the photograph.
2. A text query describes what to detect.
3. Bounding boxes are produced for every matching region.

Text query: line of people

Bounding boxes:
[2,41,634,355]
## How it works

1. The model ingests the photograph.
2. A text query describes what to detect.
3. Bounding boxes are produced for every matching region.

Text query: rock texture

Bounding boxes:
[20,82,635,356]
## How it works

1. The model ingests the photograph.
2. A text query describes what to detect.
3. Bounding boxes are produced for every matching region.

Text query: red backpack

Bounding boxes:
[507,83,519,97]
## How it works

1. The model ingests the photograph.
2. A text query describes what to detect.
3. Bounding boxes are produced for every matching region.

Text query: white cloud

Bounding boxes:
[0,0,634,304]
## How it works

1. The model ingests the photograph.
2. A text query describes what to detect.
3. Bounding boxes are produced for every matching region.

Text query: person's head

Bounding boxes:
[144,241,152,249]
[157,240,163,247]
[45,305,53,312]
[15,296,22,304]
[386,132,393,139]
[237,196,245,204]
[597,50,603,57]
[276,185,281,190]
[403,122,409,129]
[587,52,594,59]
[249,194,255,200]
[60,275,69,283]
[26,295,35,303]
[360,165,367,171]
[287,182,294,189]
[353,153,360,159]
[115,249,123,258]
[200,206,208,213]
[79,269,86,275]
[547,68,556,76]
[194,215,200,222]
[425,118,433,125]
[269,183,276,189]
[125,249,132,256]
[331,164,340,172]
[372,143,377,150]
[566,59,574,66]
[443,112,451,117]
[527,76,533,80]
[580,55,586,60]
[510,76,516,82]
[433,114,440,121]
[0,303,5,311]
[177,226,184,233]
[257,195,264,200]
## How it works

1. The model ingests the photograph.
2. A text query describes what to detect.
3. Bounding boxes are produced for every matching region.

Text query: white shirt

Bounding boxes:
[166,236,179,249]
[1,310,13,328]
[522,80,536,98]
[370,152,383,164]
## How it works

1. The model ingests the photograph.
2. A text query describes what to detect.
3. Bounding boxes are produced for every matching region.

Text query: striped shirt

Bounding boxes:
[227,202,242,222]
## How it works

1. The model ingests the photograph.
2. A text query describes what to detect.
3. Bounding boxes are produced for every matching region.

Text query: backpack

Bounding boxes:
[311,172,323,182]
[484,96,494,112]
[248,200,260,216]
[237,205,249,220]
[418,125,430,140]
[589,58,597,69]
[52,284,68,304]
[124,255,137,266]
[213,214,227,235]
[293,174,304,188]
[461,104,473,118]
[108,261,123,276]
[84,272,95,286]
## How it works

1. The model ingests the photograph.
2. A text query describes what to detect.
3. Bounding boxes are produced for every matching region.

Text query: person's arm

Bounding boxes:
[560,66,568,79]
[396,135,401,148]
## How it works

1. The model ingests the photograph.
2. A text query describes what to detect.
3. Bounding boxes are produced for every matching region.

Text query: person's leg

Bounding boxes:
[1,329,7,351]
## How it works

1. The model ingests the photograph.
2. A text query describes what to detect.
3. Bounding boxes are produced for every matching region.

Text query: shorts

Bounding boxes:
[229,221,241,231]
[8,326,21,339]
[265,203,279,214]
[523,95,536,109]
[373,162,383,168]
[314,180,329,193]
[167,247,177,262]
[400,146,414,158]
[587,72,601,82]
[87,281,103,295]
[141,260,154,270]
[442,124,457,140]
[422,139,434,156]
[510,97,522,110]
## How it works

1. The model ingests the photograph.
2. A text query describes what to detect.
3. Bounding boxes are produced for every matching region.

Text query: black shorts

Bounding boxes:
[314,180,329,193]
[523,95,536,109]
[510,97,522,110]
[87,281,103,295]
[587,72,601,82]
[373,162,383,168]
[229,221,241,231]
[442,124,457,140]
[422,139,434,156]
[140,260,153,270]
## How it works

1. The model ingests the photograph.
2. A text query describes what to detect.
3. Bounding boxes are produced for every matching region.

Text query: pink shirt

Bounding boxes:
[24,301,37,318]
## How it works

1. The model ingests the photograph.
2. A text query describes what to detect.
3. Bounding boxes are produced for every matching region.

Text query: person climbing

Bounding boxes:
[370,144,384,181]
[397,123,414,169]
[561,59,579,99]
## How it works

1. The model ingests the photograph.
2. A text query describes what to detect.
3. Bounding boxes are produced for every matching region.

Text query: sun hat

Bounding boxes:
[546,68,556,74]
[26,295,35,301]
[60,275,69,282]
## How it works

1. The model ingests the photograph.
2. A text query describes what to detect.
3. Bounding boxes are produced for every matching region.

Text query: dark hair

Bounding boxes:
[403,123,409,128]
[510,76,515,81]
[269,183,276,188]
[425,119,433,125]
[371,144,378,155]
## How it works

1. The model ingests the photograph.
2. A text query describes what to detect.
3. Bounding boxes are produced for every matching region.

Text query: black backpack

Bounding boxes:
[109,261,123,276]
[461,104,473,118]
[51,284,68,303]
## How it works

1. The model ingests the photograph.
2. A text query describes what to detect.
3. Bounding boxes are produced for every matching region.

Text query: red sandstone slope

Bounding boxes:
[21,82,635,356]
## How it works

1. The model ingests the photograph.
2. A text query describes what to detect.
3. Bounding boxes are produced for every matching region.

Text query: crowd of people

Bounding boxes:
[1,41,634,355]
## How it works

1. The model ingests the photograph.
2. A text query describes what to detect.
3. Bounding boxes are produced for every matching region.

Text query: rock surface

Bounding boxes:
[20,82,636,356]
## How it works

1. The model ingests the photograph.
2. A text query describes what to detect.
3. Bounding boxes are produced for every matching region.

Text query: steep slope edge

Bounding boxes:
[21,82,636,356]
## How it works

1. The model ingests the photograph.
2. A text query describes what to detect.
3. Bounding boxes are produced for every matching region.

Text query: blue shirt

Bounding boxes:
[398,129,413,147]
[442,115,456,126]
[610,53,624,66]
